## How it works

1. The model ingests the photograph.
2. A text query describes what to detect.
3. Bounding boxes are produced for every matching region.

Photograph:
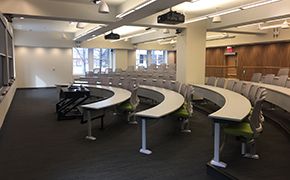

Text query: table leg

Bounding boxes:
[210,122,227,168]
[85,110,96,140]
[139,119,152,155]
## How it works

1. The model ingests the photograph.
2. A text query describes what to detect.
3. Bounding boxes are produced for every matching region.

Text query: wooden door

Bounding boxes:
[226,55,238,78]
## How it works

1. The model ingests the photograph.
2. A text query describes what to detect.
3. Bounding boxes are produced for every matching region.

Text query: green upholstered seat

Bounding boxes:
[174,104,190,118]
[119,101,134,111]
[223,122,254,139]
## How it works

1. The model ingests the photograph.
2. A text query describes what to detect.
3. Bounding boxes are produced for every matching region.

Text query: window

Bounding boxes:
[72,48,113,75]
[151,50,167,65]
[73,48,89,75]
[93,48,113,73]
[136,50,148,68]
[136,50,168,69]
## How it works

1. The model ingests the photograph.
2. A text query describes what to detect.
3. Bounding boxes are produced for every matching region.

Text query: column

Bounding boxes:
[176,21,207,84]
[88,48,94,71]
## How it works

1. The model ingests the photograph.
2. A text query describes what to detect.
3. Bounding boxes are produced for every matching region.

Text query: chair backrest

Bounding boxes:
[286,78,290,88]
[159,64,167,70]
[105,68,113,74]
[173,81,181,92]
[272,75,288,87]
[163,80,172,89]
[126,66,134,72]
[100,76,110,85]
[225,79,237,90]
[232,81,243,93]
[85,71,94,77]
[248,85,260,105]
[156,79,164,88]
[250,73,262,82]
[111,76,121,87]
[277,68,289,76]
[206,77,216,86]
[216,78,226,88]
[120,79,130,89]
[115,68,122,73]
[179,83,188,97]
[249,88,267,136]
[130,87,140,109]
[241,83,252,98]
[261,74,275,84]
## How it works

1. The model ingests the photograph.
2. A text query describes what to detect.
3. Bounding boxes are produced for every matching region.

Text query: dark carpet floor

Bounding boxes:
[0,88,289,180]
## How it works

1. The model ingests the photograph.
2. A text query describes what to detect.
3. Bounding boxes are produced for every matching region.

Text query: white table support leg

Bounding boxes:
[139,119,152,155]
[85,110,96,141]
[210,122,227,168]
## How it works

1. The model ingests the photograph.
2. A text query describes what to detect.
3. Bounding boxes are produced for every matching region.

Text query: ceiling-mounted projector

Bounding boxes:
[104,32,120,40]
[157,10,185,25]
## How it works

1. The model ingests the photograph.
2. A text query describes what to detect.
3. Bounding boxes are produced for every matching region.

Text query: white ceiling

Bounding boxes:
[173,0,258,15]
[47,0,127,5]
[12,18,102,33]
[3,0,290,43]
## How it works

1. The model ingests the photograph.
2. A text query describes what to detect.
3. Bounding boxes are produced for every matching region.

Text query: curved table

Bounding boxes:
[242,81,290,112]
[192,84,252,168]
[135,85,184,155]
[80,85,131,140]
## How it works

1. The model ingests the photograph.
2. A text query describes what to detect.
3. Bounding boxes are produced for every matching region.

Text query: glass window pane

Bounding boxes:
[72,48,89,75]
[136,50,148,68]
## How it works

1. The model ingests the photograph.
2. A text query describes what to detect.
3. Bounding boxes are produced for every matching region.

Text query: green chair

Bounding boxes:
[223,88,267,159]
[174,85,194,133]
[118,86,140,124]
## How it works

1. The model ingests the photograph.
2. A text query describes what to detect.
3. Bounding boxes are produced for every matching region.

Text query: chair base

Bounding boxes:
[85,136,96,141]
[139,149,152,155]
[243,153,259,159]
[128,120,138,125]
[181,129,191,133]
[210,160,227,168]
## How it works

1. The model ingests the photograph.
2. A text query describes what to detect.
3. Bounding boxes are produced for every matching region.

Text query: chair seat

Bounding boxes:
[174,105,190,118]
[119,101,134,111]
[224,122,254,139]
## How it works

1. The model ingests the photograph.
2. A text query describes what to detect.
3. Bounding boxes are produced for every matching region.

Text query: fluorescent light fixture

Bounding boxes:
[208,9,241,18]
[116,0,157,19]
[241,0,280,10]
[184,0,281,24]
[135,0,157,10]
[116,9,135,19]
[258,20,290,30]
[111,29,156,42]
[206,33,235,41]
[184,16,207,24]
[237,23,260,29]
[87,34,104,42]
[73,25,103,40]
[159,39,176,45]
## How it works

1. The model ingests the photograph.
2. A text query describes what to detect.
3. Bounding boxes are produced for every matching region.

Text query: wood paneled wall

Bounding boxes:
[206,42,290,80]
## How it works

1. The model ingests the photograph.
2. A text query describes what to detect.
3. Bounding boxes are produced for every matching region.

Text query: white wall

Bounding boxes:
[15,47,73,88]
[14,30,74,48]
